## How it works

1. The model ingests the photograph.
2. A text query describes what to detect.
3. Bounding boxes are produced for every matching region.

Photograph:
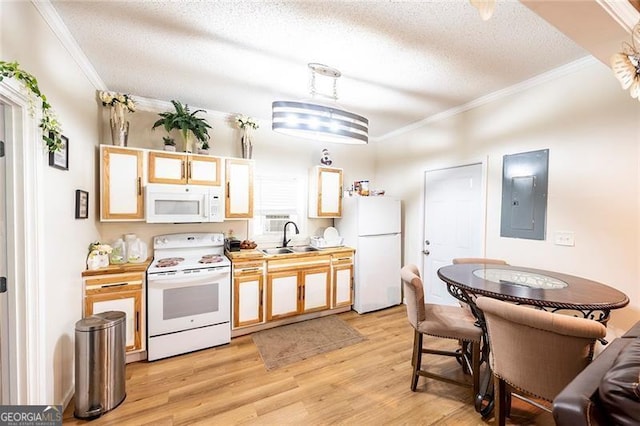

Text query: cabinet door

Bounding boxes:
[234,274,264,328]
[309,166,342,218]
[148,151,187,184]
[226,159,254,218]
[85,289,142,352]
[333,264,353,308]
[319,168,342,216]
[101,146,144,220]
[302,266,330,313]
[188,155,221,186]
[267,271,298,320]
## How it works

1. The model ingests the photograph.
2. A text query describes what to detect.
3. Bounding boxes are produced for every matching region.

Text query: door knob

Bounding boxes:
[422,250,430,255]
[425,240,430,245]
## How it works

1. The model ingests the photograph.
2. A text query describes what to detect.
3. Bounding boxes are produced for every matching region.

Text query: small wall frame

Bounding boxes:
[49,135,69,170]
[75,190,89,219]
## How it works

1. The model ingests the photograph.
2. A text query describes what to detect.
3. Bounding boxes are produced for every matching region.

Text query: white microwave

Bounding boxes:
[145,184,224,223]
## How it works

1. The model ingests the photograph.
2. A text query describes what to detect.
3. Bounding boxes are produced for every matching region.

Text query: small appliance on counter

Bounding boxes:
[225,238,241,252]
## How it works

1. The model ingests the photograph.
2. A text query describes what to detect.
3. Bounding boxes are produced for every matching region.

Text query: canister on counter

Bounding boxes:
[360,180,370,196]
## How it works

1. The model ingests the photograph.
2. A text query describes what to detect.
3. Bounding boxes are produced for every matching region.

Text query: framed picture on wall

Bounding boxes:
[75,190,89,219]
[49,135,69,170]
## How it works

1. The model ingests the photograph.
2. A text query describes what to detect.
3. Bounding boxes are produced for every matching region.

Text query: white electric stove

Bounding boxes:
[147,232,231,361]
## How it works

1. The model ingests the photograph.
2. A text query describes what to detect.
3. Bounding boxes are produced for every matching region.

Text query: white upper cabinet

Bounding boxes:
[100,146,145,221]
[225,158,254,219]
[148,151,221,186]
[309,166,343,218]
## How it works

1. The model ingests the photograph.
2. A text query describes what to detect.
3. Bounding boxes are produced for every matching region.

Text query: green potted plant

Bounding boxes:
[163,136,176,152]
[152,100,211,153]
[198,140,210,155]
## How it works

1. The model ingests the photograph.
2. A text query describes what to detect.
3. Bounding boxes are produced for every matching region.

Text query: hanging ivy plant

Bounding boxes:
[0,61,63,152]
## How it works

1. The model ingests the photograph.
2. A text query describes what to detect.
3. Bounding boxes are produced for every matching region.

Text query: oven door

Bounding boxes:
[147,267,230,336]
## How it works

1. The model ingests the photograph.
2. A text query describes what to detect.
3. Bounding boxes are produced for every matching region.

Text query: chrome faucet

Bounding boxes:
[282,221,299,248]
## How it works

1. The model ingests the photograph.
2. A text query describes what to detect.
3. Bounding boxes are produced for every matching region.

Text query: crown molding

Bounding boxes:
[597,0,640,32]
[32,0,106,90]
[374,56,597,142]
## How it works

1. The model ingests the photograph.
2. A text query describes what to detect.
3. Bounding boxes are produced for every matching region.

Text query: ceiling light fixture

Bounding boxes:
[470,0,496,21]
[272,63,369,145]
[611,21,640,101]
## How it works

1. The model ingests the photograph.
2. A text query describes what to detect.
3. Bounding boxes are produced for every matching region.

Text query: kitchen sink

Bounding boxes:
[260,247,294,255]
[290,246,320,252]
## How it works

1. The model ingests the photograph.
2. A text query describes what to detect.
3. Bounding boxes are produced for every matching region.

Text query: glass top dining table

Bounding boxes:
[437,263,629,417]
[437,263,629,323]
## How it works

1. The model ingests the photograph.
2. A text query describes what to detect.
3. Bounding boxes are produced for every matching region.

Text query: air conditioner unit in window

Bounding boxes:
[264,214,291,233]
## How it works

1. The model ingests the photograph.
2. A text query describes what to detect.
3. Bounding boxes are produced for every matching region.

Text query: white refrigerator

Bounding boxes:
[336,196,402,314]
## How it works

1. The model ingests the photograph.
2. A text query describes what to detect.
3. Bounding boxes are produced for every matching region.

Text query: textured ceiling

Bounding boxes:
[50,0,588,140]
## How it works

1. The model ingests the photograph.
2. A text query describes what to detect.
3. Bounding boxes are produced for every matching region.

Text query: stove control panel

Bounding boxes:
[153,232,225,249]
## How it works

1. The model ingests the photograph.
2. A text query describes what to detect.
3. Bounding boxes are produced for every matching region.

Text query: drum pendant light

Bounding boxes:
[272,63,369,144]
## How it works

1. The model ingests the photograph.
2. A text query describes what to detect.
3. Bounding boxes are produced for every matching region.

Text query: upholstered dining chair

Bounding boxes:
[400,264,481,395]
[476,296,607,426]
[452,257,508,265]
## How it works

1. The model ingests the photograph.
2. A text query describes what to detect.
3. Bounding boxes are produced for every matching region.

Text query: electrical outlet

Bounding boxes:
[554,231,575,247]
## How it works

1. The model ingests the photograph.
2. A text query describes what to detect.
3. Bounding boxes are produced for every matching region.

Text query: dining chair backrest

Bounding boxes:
[452,258,508,265]
[476,296,607,401]
[400,264,426,327]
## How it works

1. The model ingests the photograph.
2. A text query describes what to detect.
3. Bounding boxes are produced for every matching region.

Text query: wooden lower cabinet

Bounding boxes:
[229,249,353,335]
[267,271,299,320]
[301,267,331,312]
[85,289,142,352]
[233,261,265,328]
[266,258,331,321]
[331,252,354,308]
[82,264,149,357]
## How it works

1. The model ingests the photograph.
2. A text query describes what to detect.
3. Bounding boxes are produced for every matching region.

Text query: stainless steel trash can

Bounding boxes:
[74,310,126,419]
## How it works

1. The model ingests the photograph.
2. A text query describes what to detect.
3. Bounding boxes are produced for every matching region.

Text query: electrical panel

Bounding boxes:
[500,149,548,240]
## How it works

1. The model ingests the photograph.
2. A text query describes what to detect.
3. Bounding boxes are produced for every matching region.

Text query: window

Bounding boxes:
[252,175,305,242]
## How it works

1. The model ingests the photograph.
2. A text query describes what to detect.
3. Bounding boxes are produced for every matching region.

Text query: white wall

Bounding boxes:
[376,59,640,336]
[2,2,101,404]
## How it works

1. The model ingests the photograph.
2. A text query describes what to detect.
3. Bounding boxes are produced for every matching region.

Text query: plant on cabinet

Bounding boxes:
[152,100,211,153]
[163,136,176,152]
[198,139,210,155]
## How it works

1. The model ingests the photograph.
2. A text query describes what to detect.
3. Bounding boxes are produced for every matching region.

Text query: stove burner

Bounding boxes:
[155,257,184,268]
[199,254,223,264]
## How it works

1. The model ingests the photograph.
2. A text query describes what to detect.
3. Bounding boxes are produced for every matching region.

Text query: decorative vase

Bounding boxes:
[182,131,195,153]
[164,145,176,152]
[110,119,129,146]
[241,128,253,159]
[197,148,209,155]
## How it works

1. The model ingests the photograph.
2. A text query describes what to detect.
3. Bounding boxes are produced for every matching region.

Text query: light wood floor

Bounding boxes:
[63,306,553,425]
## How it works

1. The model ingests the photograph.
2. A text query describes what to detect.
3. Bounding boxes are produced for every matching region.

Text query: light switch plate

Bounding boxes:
[554,231,575,247]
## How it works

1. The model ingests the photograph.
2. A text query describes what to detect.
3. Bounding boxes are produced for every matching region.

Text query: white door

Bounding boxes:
[423,163,483,305]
